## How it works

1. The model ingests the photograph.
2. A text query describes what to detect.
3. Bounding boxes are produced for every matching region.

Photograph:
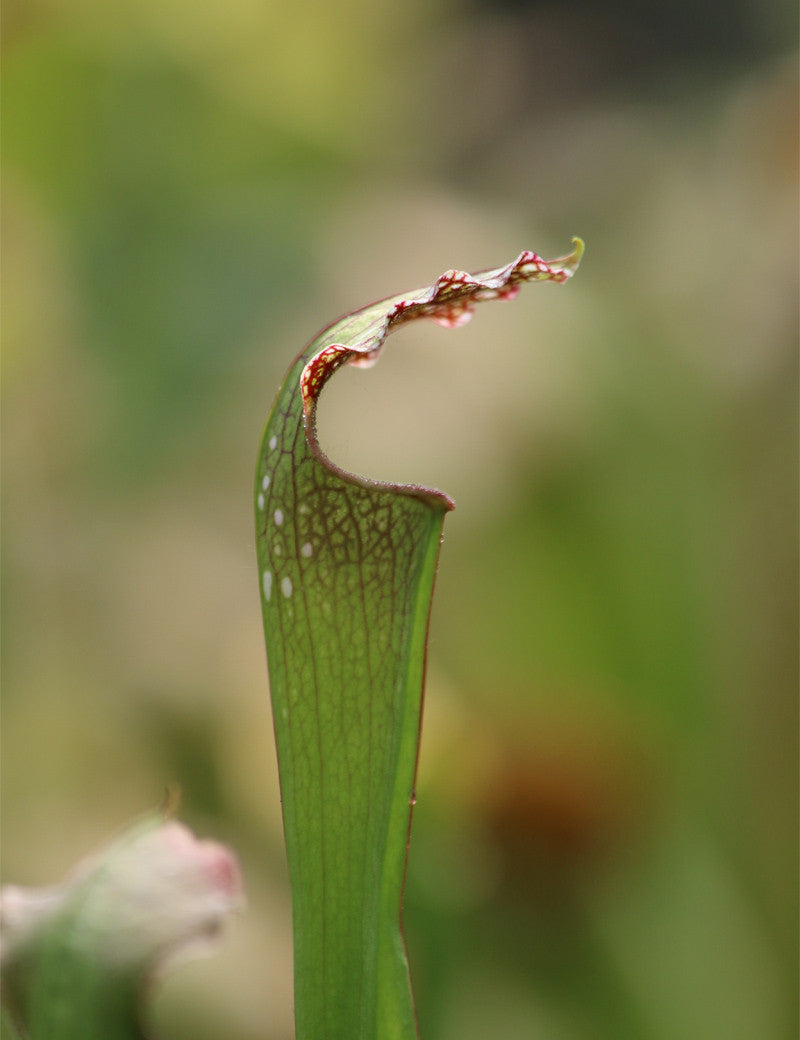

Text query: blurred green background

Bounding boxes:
[2,0,797,1037]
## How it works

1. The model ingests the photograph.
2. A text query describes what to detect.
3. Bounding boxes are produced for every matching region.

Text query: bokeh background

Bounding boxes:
[2,0,797,1037]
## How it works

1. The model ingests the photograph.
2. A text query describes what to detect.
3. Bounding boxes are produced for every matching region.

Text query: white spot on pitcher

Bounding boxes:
[274,509,284,526]
[262,571,273,601]
[269,435,277,451]
[301,542,313,558]
[257,492,265,510]
[262,474,271,490]
[281,576,293,598]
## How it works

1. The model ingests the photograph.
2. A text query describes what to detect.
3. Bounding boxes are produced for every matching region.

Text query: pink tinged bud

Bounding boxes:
[0,818,244,975]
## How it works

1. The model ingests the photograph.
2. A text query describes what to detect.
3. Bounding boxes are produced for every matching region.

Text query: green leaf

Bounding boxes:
[255,240,583,1039]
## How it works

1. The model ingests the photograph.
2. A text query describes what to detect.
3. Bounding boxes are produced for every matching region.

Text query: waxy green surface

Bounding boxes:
[255,241,583,1040]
